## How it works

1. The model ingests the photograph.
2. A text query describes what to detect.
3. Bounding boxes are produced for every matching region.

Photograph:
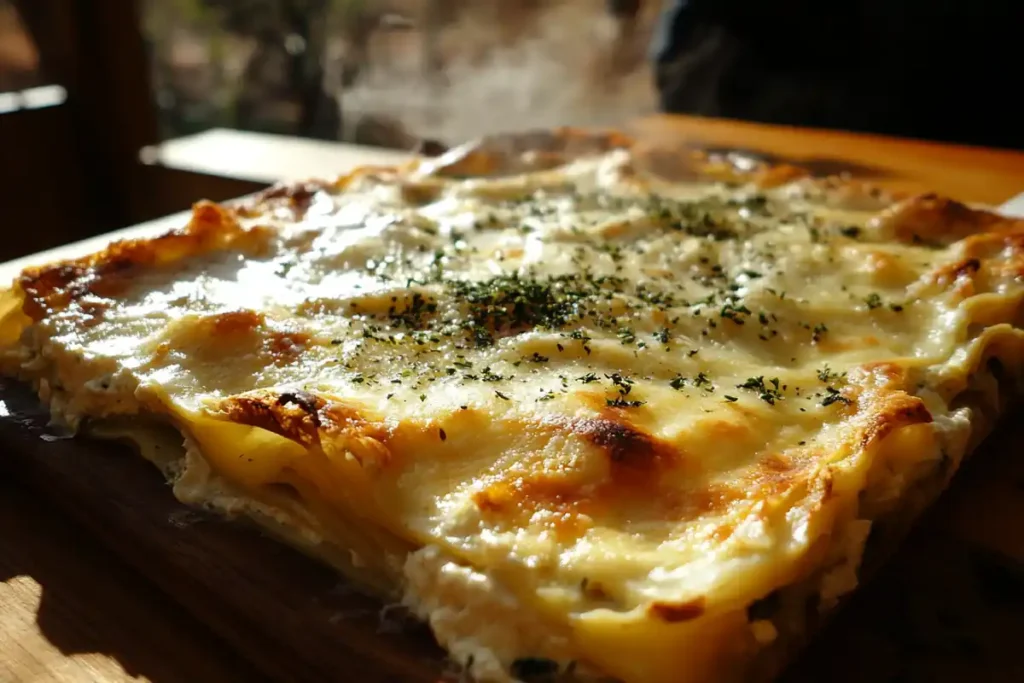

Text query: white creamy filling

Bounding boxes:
[403,545,577,682]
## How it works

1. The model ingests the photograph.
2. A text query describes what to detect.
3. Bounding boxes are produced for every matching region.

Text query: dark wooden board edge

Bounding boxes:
[0,377,447,683]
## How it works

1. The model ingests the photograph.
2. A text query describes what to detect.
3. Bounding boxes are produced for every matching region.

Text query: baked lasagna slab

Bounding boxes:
[3,129,1023,683]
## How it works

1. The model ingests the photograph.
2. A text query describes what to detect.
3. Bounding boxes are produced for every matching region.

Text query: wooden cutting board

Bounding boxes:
[5,377,1024,683]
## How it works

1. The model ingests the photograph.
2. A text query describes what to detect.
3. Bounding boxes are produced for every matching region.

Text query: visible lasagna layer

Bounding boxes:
[3,129,1024,683]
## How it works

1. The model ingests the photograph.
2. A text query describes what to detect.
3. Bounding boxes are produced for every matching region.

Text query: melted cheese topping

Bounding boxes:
[5,139,1024,683]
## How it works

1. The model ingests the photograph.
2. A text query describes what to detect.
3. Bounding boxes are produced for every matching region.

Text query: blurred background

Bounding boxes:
[0,0,659,261]
[138,0,659,145]
[0,0,1021,263]
[1,0,658,148]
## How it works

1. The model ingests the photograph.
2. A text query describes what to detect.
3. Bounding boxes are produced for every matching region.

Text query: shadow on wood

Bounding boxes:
[0,482,265,682]
[0,378,448,683]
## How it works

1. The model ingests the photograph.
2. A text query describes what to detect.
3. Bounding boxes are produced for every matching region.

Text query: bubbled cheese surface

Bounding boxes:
[9,146,1024,683]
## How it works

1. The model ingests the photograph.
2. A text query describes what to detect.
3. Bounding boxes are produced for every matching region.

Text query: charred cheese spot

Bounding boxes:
[18,201,269,320]
[277,389,323,418]
[845,363,934,450]
[216,390,391,471]
[954,226,1024,288]
[577,417,670,467]
[472,482,516,514]
[871,193,1004,245]
[468,415,721,533]
[930,257,983,295]
[648,597,706,623]
[859,396,933,449]
[220,391,326,448]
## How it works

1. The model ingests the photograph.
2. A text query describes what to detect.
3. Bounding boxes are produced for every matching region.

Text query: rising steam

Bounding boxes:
[334,2,657,147]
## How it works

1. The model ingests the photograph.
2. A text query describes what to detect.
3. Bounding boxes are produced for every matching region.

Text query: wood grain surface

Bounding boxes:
[630,115,1024,205]
[0,480,265,683]
[3,116,1024,683]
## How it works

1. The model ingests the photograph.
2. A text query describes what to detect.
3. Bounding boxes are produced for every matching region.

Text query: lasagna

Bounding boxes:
[2,129,1023,683]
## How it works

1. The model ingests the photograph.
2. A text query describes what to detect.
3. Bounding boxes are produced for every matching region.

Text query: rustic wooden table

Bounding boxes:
[3,115,1024,683]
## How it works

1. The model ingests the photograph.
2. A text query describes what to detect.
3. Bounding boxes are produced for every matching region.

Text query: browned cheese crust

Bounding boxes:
[3,127,1024,683]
